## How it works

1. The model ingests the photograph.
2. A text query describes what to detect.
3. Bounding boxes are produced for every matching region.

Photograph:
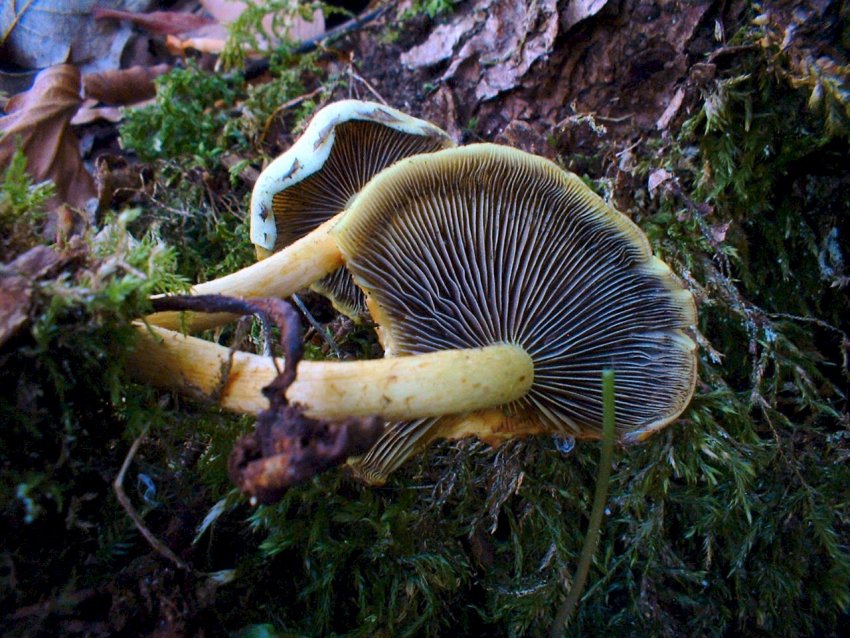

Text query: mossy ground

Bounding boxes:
[1,5,848,637]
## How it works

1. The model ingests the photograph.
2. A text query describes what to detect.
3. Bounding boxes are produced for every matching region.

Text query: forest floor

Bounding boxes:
[1,1,849,636]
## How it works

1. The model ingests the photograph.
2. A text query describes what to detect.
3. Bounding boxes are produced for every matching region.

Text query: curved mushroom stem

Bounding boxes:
[145,214,345,332]
[131,324,534,420]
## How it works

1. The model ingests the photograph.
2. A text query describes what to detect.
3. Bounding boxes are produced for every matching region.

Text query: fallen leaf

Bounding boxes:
[71,100,124,126]
[83,64,171,105]
[0,245,61,348]
[0,0,152,73]
[0,65,97,210]
[92,6,214,34]
[401,0,559,101]
[647,168,673,198]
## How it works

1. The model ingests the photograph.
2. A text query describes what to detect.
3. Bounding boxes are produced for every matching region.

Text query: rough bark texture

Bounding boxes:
[351,0,741,160]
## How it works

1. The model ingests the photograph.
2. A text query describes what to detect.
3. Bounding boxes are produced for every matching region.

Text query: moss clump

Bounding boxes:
[120,63,247,168]
[118,53,330,288]
[0,149,54,258]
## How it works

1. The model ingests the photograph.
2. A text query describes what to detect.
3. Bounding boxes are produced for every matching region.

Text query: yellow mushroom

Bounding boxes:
[146,100,453,329]
[132,144,697,483]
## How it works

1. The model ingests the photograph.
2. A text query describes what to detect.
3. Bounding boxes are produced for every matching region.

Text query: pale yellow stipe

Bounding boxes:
[145,214,345,332]
[130,324,534,421]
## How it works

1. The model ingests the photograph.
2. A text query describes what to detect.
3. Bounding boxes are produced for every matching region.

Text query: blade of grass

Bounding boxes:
[550,368,616,637]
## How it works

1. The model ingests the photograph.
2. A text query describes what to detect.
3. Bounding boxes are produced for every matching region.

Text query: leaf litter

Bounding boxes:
[0,65,96,211]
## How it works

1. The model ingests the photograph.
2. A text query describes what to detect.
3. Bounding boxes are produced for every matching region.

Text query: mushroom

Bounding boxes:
[146,100,453,329]
[132,144,697,483]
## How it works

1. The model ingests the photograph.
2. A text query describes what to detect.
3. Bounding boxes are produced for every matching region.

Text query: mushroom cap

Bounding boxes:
[250,100,454,315]
[334,144,698,481]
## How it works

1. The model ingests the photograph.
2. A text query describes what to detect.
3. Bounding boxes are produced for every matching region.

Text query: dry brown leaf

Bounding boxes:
[0,246,61,348]
[0,65,96,210]
[0,0,151,73]
[71,100,124,126]
[401,0,560,101]
[83,64,171,105]
[92,6,214,35]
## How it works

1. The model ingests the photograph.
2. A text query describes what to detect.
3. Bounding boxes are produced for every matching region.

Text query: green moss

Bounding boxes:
[120,63,247,168]
[0,148,54,257]
[0,210,189,618]
[3,10,849,637]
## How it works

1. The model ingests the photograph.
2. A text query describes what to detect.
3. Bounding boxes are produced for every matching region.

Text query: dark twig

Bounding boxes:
[150,294,302,378]
[291,293,343,359]
[114,425,190,571]
[297,5,391,54]
[151,294,383,504]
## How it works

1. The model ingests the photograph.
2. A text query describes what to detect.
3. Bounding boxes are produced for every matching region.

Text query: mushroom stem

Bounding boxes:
[131,324,534,420]
[145,214,344,332]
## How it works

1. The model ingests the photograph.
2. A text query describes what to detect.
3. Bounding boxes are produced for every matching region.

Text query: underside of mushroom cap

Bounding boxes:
[310,266,368,318]
[250,100,454,316]
[250,100,454,253]
[335,144,698,461]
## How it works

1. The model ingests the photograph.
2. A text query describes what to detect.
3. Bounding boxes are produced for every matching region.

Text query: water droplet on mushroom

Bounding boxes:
[553,435,576,455]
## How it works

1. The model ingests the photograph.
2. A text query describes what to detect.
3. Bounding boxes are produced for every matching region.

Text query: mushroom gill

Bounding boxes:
[332,144,697,481]
[146,100,453,330]
[252,100,454,317]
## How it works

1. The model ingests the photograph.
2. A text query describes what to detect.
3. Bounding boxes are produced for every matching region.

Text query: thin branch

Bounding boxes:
[291,293,343,359]
[295,5,390,54]
[113,425,190,572]
[243,6,391,79]
[348,64,389,105]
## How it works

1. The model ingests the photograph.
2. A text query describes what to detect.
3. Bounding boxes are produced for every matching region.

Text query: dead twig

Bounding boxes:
[150,294,383,504]
[291,292,343,359]
[348,62,389,105]
[225,295,383,503]
[113,424,190,571]
[243,6,391,79]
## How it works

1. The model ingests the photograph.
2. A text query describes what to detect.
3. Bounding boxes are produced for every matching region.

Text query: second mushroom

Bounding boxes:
[146,100,453,331]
